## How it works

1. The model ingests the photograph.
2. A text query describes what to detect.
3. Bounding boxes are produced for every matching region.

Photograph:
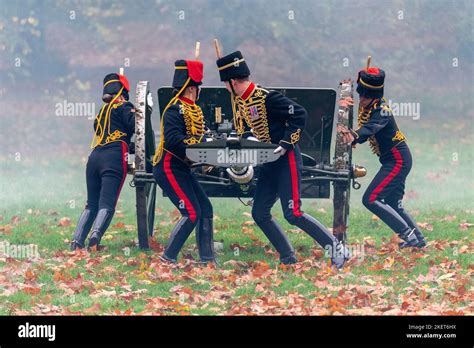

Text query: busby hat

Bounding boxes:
[356,67,385,99]
[216,51,250,81]
[103,73,130,101]
[172,60,203,88]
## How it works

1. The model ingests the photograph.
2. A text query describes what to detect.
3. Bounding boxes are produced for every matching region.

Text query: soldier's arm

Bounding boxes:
[121,101,136,135]
[164,105,202,151]
[351,109,390,144]
[266,91,306,150]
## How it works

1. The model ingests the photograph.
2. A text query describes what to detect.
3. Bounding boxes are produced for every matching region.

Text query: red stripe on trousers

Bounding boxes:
[114,142,128,209]
[369,146,403,203]
[163,152,197,222]
[287,150,303,217]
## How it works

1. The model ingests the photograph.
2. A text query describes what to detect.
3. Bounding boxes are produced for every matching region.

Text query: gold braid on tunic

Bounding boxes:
[180,101,205,144]
[357,105,381,156]
[232,87,271,143]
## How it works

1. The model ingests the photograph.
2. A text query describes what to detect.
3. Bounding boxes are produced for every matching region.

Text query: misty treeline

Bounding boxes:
[0,0,472,156]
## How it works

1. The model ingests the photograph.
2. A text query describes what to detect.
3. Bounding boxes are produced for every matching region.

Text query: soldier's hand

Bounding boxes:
[273,146,287,156]
[336,124,349,133]
[337,124,354,144]
[146,92,154,108]
[343,132,354,144]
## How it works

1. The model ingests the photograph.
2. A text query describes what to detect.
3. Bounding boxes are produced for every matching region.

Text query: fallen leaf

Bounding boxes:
[113,222,125,229]
[24,270,36,282]
[417,222,433,231]
[458,222,473,231]
[58,217,71,227]
[437,273,456,281]
[0,224,12,235]
[383,257,395,270]
[23,286,41,295]
[439,215,456,222]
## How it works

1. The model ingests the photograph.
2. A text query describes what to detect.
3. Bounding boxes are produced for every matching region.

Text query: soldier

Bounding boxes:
[70,72,135,250]
[152,58,215,264]
[337,65,426,248]
[216,50,348,268]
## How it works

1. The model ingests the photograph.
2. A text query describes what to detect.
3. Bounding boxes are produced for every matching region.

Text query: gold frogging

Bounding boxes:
[233,87,271,143]
[357,106,381,156]
[180,101,205,140]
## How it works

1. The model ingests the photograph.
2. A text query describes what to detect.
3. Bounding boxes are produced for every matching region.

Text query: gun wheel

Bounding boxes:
[332,80,354,242]
[134,81,157,249]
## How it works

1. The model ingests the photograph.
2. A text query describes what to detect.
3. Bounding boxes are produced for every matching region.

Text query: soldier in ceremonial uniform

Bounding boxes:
[216,51,348,268]
[70,72,135,250]
[337,66,426,248]
[152,59,215,264]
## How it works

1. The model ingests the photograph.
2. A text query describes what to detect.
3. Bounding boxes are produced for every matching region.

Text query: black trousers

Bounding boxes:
[362,142,418,235]
[70,141,128,249]
[251,147,337,260]
[153,152,213,260]
[154,152,213,223]
[86,141,128,212]
[252,148,305,225]
[153,151,214,263]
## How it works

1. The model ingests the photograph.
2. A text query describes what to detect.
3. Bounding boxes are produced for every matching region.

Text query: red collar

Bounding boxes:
[241,82,256,101]
[178,96,195,105]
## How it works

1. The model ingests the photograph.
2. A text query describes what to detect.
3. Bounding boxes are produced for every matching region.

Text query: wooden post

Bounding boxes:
[213,38,222,58]
[195,41,200,60]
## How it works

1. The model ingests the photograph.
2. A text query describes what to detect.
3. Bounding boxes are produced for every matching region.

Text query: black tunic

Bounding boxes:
[233,83,306,150]
[351,101,407,156]
[93,101,135,147]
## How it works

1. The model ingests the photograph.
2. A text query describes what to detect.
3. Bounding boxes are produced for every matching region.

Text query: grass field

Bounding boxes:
[0,119,473,315]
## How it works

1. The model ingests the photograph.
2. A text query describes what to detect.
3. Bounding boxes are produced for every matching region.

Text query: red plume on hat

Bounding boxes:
[118,74,130,91]
[172,42,204,88]
[185,60,203,84]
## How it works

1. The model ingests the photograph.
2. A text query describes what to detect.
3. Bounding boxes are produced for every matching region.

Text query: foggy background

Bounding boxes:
[0,0,472,213]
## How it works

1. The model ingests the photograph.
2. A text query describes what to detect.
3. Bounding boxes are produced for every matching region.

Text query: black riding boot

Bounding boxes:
[162,217,196,263]
[398,227,419,248]
[293,213,349,268]
[70,208,97,250]
[255,218,297,264]
[196,217,215,263]
[365,200,420,247]
[397,211,427,248]
[88,209,114,249]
